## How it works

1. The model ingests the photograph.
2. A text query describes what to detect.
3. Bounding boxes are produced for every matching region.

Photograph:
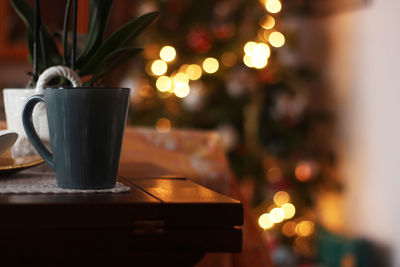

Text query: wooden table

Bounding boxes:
[0,166,243,266]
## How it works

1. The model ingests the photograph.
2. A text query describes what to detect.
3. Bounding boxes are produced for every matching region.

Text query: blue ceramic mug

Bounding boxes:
[22,87,130,189]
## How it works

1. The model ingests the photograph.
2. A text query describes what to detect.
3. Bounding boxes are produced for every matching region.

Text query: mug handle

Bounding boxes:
[22,94,54,169]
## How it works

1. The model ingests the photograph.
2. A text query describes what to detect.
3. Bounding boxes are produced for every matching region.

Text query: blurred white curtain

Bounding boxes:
[327,0,400,265]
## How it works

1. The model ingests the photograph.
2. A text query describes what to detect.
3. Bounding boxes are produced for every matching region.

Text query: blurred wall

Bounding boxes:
[326,0,400,265]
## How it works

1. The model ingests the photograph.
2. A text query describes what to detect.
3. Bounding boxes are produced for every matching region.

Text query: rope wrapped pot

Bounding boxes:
[35,66,82,93]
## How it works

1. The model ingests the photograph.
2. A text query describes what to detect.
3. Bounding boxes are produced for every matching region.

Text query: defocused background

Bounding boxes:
[1,0,400,266]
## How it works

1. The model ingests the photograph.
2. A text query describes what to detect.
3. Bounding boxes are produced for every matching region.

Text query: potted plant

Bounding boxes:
[4,0,158,157]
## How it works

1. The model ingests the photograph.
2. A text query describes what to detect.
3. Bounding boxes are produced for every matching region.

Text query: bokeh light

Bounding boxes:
[254,43,271,58]
[174,82,190,98]
[173,72,189,84]
[179,64,189,73]
[186,64,202,80]
[151,60,168,76]
[244,41,257,55]
[270,208,284,223]
[282,221,297,237]
[265,0,282,13]
[295,220,315,237]
[156,118,171,133]
[243,54,254,68]
[281,203,296,219]
[258,213,274,229]
[258,29,268,42]
[269,31,285,48]
[252,57,268,69]
[156,76,172,92]
[260,15,275,30]
[221,51,237,67]
[202,57,219,74]
[243,42,270,69]
[295,162,313,182]
[273,191,290,206]
[159,45,176,62]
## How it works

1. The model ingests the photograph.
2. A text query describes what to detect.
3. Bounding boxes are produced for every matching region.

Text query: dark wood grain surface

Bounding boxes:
[0,162,243,266]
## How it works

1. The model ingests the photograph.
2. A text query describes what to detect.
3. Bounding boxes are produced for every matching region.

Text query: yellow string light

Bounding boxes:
[179,64,189,73]
[273,191,290,206]
[146,0,285,109]
[281,203,296,219]
[252,57,268,69]
[243,54,254,68]
[202,57,219,74]
[155,76,172,92]
[173,72,189,84]
[269,31,285,48]
[254,43,271,58]
[151,60,167,76]
[244,41,257,55]
[260,15,275,30]
[159,45,176,62]
[270,207,284,223]
[174,82,190,98]
[265,0,282,13]
[186,64,202,80]
[243,42,270,69]
[258,213,274,229]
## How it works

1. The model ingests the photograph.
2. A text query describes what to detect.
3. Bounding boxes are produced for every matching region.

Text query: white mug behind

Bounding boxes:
[3,67,82,157]
[3,88,49,157]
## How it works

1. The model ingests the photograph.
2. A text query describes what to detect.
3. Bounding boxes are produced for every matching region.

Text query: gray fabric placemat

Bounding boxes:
[0,171,130,194]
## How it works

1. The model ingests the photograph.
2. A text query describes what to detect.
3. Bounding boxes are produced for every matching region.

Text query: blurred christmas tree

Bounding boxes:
[121,0,340,264]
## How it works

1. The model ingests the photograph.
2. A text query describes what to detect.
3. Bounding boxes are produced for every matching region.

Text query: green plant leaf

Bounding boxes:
[75,0,114,69]
[79,11,158,76]
[10,0,62,73]
[86,47,142,85]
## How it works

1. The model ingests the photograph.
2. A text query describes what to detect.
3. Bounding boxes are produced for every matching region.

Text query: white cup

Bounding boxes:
[3,67,82,157]
[3,88,49,157]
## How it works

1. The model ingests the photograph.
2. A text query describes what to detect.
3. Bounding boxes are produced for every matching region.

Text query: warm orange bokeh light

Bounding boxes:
[221,52,237,67]
[260,15,275,30]
[273,191,290,206]
[282,221,297,237]
[295,220,315,237]
[295,163,312,181]
[156,118,171,133]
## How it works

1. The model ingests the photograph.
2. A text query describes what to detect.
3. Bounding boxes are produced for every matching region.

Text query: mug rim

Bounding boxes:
[3,88,36,93]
